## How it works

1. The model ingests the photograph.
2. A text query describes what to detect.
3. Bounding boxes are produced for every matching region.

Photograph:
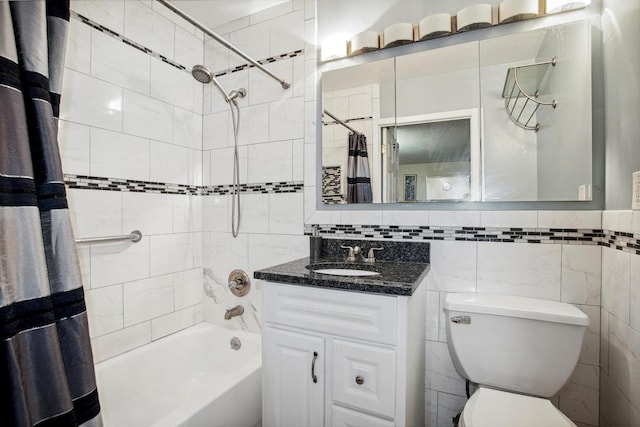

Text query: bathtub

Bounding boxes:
[95,323,262,427]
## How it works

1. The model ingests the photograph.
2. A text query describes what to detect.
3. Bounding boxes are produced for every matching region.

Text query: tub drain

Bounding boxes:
[230,337,241,350]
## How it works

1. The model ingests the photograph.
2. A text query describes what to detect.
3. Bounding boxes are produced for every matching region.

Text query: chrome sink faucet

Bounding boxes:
[225,305,244,320]
[341,245,384,263]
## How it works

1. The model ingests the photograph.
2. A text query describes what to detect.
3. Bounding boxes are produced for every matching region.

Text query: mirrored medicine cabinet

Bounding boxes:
[319,19,595,206]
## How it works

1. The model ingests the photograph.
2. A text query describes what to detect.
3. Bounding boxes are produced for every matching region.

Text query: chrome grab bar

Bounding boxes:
[75,230,142,244]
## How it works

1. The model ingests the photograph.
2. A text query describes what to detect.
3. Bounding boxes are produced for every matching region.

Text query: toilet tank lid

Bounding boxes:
[444,293,589,326]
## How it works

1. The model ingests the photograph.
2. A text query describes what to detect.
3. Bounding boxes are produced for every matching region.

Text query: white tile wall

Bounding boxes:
[63,1,205,362]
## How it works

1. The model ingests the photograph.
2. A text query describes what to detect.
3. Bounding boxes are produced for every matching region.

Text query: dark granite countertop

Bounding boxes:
[254,257,430,296]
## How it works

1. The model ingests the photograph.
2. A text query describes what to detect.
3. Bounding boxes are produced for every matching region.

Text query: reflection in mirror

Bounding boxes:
[480,20,592,201]
[322,58,395,204]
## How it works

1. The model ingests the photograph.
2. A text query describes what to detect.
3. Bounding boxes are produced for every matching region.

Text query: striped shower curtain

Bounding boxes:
[346,132,373,203]
[0,1,102,425]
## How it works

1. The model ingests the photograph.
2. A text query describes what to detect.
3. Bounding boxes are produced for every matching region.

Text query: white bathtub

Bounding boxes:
[95,323,262,427]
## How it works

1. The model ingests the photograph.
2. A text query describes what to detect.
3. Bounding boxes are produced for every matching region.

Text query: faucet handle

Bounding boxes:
[365,247,384,263]
[340,245,356,262]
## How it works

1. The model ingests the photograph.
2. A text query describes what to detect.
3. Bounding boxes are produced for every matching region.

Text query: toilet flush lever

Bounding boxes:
[451,316,471,324]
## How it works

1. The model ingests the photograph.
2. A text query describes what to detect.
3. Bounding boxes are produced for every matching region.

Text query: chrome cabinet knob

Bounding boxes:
[355,376,364,385]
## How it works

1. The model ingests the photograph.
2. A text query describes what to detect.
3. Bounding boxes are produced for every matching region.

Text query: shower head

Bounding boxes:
[191,64,212,84]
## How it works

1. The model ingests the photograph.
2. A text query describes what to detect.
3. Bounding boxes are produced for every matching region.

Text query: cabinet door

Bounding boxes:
[263,326,325,427]
[332,405,396,427]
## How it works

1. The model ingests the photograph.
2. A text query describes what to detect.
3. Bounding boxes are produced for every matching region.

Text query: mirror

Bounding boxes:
[320,20,592,204]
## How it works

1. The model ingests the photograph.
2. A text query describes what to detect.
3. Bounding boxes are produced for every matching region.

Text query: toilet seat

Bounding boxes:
[460,387,575,427]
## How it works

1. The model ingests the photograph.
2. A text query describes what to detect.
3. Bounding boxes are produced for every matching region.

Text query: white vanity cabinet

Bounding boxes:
[262,281,426,427]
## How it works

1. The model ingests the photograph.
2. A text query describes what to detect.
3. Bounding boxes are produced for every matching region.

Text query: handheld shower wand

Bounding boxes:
[191,65,246,103]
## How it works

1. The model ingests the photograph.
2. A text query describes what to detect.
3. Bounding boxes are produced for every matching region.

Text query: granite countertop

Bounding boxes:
[254,256,430,296]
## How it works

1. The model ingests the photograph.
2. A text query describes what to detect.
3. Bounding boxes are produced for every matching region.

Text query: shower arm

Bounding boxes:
[157,0,291,90]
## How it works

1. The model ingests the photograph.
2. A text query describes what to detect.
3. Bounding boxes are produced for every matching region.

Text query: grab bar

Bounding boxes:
[75,230,142,244]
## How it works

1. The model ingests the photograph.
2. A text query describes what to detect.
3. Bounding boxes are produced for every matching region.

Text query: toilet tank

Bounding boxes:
[444,293,589,398]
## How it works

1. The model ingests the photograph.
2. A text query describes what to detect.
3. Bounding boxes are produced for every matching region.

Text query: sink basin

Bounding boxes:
[307,262,381,277]
[312,268,381,277]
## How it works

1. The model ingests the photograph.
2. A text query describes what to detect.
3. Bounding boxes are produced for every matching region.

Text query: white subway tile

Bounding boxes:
[174,25,203,68]
[203,195,229,233]
[292,139,304,182]
[124,1,175,60]
[229,21,270,68]
[65,18,91,74]
[304,0,315,20]
[480,210,538,228]
[382,211,429,226]
[425,341,466,396]
[67,189,122,238]
[303,142,317,187]
[150,59,194,111]
[437,392,467,427]
[91,128,150,181]
[561,245,602,306]
[425,390,438,427]
[152,0,200,37]
[426,291,440,341]
[427,241,477,293]
[247,233,307,273]
[249,60,293,105]
[304,99,317,144]
[90,238,150,288]
[477,242,562,300]
[71,0,125,34]
[429,210,480,227]
[240,194,270,234]
[602,247,631,324]
[202,150,211,186]
[58,120,90,176]
[76,244,91,289]
[212,16,250,37]
[172,194,203,233]
[600,373,631,427]
[60,69,123,131]
[340,210,383,226]
[151,306,195,341]
[270,97,305,141]
[238,103,270,145]
[210,146,248,186]
[203,111,230,150]
[538,210,602,229]
[173,107,202,150]
[91,29,150,95]
[123,274,174,326]
[609,314,640,410]
[204,37,230,73]
[174,268,204,310]
[150,143,201,186]
[631,255,640,333]
[150,233,195,276]
[204,232,249,277]
[122,90,173,143]
[91,321,151,363]
[270,10,305,56]
[122,192,173,236]
[601,308,610,375]
[248,140,293,183]
[292,55,305,98]
[578,304,601,367]
[269,193,303,234]
[85,284,123,338]
[559,363,599,426]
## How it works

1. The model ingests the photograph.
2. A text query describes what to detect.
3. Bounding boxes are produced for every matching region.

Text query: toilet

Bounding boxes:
[443,292,589,427]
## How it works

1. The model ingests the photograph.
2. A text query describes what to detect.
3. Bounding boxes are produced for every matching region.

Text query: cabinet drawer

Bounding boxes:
[332,339,396,419]
[332,405,396,427]
[263,282,398,345]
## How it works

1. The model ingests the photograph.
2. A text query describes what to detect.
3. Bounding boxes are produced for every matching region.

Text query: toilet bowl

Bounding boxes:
[444,293,589,427]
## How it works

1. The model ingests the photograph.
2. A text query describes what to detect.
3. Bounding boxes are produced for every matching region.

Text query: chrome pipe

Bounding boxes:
[157,0,291,90]
[75,230,142,244]
[323,109,361,135]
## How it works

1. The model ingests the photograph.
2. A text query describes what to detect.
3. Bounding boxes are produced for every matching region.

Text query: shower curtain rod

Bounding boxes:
[157,0,290,89]
[323,109,362,135]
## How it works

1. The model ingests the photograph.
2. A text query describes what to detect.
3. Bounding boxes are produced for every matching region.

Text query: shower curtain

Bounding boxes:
[0,1,102,425]
[346,132,373,203]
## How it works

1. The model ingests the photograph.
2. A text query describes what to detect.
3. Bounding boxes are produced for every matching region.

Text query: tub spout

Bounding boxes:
[225,305,244,320]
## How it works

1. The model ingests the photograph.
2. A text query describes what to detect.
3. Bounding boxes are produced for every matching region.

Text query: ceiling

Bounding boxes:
[169,0,289,30]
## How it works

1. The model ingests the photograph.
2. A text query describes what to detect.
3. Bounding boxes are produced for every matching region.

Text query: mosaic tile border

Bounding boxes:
[305,224,640,255]
[64,174,302,196]
[71,11,304,77]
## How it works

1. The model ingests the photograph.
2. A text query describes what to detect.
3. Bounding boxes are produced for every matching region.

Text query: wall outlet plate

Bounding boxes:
[633,171,640,210]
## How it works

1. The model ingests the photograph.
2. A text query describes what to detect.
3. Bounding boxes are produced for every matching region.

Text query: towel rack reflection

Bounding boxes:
[75,230,142,244]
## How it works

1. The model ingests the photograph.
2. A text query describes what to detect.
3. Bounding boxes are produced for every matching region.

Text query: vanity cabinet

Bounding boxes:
[262,281,426,427]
